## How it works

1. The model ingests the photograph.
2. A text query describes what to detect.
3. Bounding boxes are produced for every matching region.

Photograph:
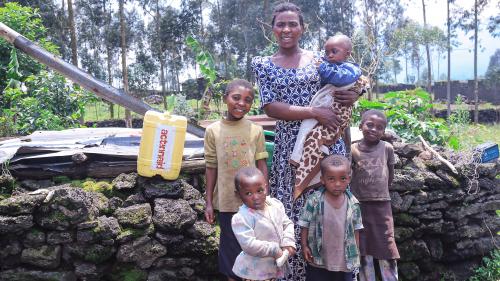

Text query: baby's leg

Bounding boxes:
[293,125,339,199]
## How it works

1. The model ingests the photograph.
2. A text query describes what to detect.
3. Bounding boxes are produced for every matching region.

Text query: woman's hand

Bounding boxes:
[333,90,359,106]
[282,246,296,257]
[312,107,341,131]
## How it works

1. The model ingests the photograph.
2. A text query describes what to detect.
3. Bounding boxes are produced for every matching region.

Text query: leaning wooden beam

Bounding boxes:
[418,135,458,174]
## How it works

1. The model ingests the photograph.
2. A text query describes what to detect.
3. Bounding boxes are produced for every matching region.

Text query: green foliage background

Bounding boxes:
[354,88,450,146]
[0,3,95,136]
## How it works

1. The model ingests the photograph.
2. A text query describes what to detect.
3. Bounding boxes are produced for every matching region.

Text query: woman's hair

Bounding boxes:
[271,2,304,28]
[224,78,254,97]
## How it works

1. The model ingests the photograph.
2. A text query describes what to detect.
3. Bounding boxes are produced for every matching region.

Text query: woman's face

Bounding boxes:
[272,11,303,50]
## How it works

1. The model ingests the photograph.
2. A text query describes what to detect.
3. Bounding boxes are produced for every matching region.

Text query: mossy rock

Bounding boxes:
[82,244,116,264]
[107,264,147,281]
[117,224,154,243]
[0,173,16,195]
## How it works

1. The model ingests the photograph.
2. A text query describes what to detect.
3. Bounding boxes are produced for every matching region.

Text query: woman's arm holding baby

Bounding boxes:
[264,102,341,132]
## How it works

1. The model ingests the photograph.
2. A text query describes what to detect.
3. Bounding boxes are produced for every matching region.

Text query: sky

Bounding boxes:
[402,0,500,82]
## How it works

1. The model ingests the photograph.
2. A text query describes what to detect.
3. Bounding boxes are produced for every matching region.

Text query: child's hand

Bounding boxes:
[282,246,296,257]
[204,204,215,224]
[302,245,313,263]
[274,248,284,259]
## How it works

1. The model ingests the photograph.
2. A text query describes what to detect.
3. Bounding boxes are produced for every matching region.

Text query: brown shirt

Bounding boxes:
[204,118,268,212]
[350,141,394,201]
[321,197,349,272]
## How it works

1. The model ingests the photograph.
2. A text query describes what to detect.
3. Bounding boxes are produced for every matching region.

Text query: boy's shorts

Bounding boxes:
[306,264,353,281]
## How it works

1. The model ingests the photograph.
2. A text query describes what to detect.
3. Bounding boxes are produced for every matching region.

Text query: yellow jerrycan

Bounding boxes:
[137,110,187,180]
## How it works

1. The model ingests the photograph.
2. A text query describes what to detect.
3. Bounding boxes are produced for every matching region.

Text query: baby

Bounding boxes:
[291,34,369,199]
[231,167,296,281]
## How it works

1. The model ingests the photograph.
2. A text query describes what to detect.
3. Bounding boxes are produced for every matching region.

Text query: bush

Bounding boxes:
[0,3,59,91]
[2,65,96,135]
[353,88,449,145]
[448,95,471,150]
[468,249,500,281]
[0,3,96,136]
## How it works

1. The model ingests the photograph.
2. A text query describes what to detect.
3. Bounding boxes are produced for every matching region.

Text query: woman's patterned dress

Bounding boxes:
[252,54,346,281]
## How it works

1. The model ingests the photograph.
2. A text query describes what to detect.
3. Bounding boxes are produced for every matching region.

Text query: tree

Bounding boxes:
[128,46,158,92]
[355,0,404,99]
[103,0,121,118]
[119,0,131,128]
[488,2,500,37]
[391,20,423,84]
[421,0,432,96]
[0,3,59,91]
[485,49,500,82]
[0,3,93,135]
[5,0,71,60]
[455,0,489,124]
[446,0,457,118]
[67,0,78,67]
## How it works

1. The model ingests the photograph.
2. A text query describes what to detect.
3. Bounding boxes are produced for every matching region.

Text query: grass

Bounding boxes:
[83,96,262,122]
[83,102,144,122]
[433,102,499,111]
[455,124,500,149]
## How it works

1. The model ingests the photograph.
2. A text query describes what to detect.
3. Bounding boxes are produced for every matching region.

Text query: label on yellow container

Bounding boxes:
[151,125,176,170]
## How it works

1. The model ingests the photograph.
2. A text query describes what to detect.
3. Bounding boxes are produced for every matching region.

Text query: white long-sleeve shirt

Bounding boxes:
[231,197,296,280]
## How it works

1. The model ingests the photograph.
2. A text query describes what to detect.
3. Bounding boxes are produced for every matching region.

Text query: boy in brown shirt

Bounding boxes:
[350,110,399,281]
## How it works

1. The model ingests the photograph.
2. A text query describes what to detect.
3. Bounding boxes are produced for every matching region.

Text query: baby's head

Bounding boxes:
[320,154,351,197]
[324,34,352,64]
[359,109,387,144]
[234,167,267,210]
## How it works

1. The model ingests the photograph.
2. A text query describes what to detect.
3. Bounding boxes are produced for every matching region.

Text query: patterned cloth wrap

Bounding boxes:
[290,76,370,199]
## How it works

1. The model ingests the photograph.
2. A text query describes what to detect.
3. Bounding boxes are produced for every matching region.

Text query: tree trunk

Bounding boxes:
[106,46,115,119]
[67,0,78,67]
[393,59,397,83]
[216,0,229,78]
[447,0,451,118]
[473,0,479,124]
[104,1,114,119]
[160,58,167,110]
[156,0,167,111]
[405,54,409,83]
[119,0,132,128]
[422,0,432,97]
[67,0,84,125]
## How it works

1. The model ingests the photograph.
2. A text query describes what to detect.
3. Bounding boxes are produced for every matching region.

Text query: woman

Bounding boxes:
[251,3,360,281]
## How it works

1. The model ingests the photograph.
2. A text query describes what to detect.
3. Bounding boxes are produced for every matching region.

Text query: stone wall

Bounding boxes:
[0,175,219,281]
[0,143,499,281]
[389,142,500,281]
